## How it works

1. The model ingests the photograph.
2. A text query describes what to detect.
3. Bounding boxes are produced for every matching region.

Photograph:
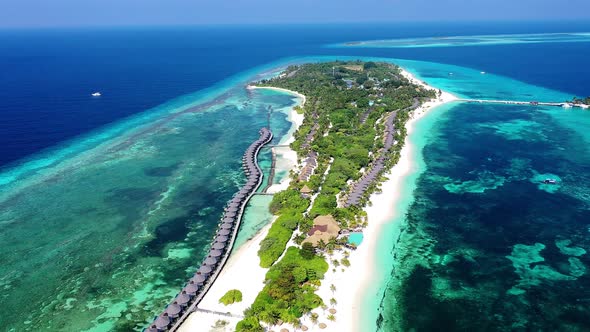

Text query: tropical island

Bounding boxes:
[168,60,456,332]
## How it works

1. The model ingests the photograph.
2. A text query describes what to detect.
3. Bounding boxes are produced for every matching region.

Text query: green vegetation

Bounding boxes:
[239,61,436,330]
[260,61,435,224]
[219,289,243,305]
[572,96,590,105]
[238,247,328,331]
[258,189,309,267]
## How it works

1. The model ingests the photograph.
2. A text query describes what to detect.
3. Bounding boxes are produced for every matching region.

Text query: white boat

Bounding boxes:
[480,71,486,75]
[91,92,101,97]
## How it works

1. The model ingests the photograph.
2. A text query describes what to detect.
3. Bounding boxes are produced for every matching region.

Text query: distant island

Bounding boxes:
[571,96,590,107]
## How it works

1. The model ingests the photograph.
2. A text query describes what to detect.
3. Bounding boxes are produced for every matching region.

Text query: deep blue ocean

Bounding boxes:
[1,21,590,331]
[1,21,590,168]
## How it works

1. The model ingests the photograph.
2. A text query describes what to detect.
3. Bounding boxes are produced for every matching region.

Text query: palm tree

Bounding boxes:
[330,284,336,293]
[310,313,319,326]
[327,314,336,322]
[330,298,337,306]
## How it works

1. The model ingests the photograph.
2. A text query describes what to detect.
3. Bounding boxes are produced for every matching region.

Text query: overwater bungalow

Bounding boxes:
[224,211,237,218]
[198,265,213,276]
[204,256,218,266]
[215,235,229,242]
[222,217,234,223]
[212,242,225,250]
[154,313,171,330]
[165,302,182,318]
[220,222,233,230]
[218,229,231,236]
[146,325,159,332]
[209,249,223,257]
[184,282,199,295]
[191,273,206,285]
[175,291,191,306]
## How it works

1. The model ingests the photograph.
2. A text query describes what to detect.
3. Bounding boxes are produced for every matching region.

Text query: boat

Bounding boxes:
[543,179,557,184]
[91,92,101,97]
[480,71,486,74]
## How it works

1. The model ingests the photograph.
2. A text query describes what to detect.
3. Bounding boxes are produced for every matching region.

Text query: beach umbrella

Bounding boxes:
[204,256,218,266]
[199,265,213,275]
[209,249,223,257]
[165,302,182,318]
[218,229,231,236]
[154,314,171,330]
[212,242,225,250]
[191,273,206,285]
[184,283,199,295]
[175,292,191,306]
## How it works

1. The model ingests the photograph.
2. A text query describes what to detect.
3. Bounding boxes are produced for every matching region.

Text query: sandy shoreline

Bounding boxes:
[290,68,457,332]
[178,86,306,332]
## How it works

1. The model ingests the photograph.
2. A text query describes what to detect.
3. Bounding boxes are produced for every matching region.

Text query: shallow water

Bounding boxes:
[0,81,298,331]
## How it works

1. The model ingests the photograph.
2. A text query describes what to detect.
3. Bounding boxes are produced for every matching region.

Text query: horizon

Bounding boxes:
[1,19,589,31]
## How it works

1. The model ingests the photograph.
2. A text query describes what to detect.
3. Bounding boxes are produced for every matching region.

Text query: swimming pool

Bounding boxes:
[348,232,364,246]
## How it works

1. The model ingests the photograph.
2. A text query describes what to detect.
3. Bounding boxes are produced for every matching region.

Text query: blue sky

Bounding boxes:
[1,0,589,27]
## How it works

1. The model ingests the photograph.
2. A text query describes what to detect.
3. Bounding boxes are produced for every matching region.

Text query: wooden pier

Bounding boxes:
[146,128,273,332]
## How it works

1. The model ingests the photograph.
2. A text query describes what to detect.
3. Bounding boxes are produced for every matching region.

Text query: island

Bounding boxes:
[165,60,456,332]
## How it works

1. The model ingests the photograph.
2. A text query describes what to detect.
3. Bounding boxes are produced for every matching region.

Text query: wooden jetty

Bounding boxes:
[145,127,273,332]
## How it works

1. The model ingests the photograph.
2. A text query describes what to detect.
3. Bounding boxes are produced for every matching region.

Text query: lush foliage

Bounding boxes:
[219,289,243,305]
[239,247,329,329]
[258,189,309,267]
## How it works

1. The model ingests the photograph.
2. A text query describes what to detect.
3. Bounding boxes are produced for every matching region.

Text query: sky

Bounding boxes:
[1,0,589,28]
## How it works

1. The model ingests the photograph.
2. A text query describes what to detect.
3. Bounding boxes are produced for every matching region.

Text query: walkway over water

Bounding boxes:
[145,128,273,332]
[458,99,589,109]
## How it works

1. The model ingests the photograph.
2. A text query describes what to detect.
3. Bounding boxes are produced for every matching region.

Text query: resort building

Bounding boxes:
[300,184,313,198]
[303,215,341,246]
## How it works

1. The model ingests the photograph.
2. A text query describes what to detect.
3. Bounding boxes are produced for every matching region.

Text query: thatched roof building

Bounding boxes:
[302,215,341,246]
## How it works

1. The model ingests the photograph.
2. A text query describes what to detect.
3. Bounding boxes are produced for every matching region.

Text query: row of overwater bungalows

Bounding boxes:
[145,128,273,332]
